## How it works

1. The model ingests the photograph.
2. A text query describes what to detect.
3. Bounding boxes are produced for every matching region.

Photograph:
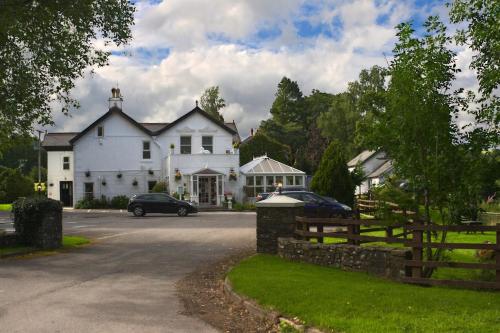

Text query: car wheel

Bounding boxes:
[133,206,145,217]
[177,206,188,217]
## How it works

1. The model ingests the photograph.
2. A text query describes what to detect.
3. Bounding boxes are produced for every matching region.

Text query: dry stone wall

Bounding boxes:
[278,237,412,280]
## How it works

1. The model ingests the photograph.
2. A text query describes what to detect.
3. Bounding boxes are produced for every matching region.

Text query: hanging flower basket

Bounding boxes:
[102,180,107,186]
[229,171,237,181]
[117,172,122,179]
[175,170,182,181]
[132,179,138,186]
[85,170,91,177]
[148,169,154,175]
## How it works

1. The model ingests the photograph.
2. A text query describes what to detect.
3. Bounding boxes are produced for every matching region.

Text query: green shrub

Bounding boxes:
[110,195,129,209]
[0,168,34,203]
[75,197,109,209]
[12,197,62,247]
[233,202,256,211]
[151,181,167,193]
[171,192,180,199]
[310,140,355,207]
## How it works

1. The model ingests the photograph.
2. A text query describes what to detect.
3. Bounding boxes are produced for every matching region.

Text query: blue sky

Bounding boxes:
[55,0,472,137]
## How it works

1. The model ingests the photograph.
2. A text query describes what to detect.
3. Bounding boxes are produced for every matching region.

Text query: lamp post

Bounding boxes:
[35,129,45,195]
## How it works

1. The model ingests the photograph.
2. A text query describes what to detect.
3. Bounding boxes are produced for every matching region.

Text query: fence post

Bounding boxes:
[317,223,324,243]
[347,223,355,245]
[496,224,500,287]
[411,222,423,279]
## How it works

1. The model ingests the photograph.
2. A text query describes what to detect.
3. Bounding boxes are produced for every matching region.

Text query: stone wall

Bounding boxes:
[278,237,412,280]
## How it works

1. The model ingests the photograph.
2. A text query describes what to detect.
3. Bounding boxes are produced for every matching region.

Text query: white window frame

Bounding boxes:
[180,136,191,154]
[202,136,213,153]
[62,156,70,170]
[142,141,151,160]
[97,125,104,137]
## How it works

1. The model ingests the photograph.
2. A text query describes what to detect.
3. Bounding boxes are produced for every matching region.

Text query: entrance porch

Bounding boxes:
[189,168,225,206]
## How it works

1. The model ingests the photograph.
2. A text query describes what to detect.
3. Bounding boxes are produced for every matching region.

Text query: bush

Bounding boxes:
[75,197,109,209]
[233,202,256,211]
[0,168,34,203]
[12,197,62,247]
[110,195,129,209]
[151,181,167,193]
[310,140,355,207]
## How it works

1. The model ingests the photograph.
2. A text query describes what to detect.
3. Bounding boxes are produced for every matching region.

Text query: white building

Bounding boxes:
[348,150,393,195]
[43,90,242,207]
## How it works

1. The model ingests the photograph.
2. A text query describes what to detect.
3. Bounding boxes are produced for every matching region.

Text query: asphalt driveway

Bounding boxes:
[0,210,256,332]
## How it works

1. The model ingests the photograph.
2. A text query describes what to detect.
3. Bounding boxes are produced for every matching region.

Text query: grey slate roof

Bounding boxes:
[240,155,305,175]
[141,123,169,132]
[41,132,78,150]
[348,150,378,167]
[367,160,393,178]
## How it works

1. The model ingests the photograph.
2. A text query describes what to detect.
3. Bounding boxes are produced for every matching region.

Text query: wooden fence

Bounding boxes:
[355,198,415,218]
[295,216,500,290]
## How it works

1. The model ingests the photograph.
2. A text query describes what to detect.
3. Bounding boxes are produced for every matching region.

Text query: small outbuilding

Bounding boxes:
[239,155,306,199]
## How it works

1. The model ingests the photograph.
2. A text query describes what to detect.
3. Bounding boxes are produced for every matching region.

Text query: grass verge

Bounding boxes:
[0,235,90,257]
[228,255,500,333]
[0,203,12,212]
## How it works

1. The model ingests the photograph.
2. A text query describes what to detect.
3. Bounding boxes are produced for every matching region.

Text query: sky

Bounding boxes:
[49,0,476,138]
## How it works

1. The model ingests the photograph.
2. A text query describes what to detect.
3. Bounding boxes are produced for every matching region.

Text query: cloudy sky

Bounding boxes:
[49,0,475,138]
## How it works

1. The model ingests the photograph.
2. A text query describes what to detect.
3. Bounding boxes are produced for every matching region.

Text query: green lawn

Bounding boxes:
[0,235,90,257]
[228,255,500,333]
[0,204,12,212]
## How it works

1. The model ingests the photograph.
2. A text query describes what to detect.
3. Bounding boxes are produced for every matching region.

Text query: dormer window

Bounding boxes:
[97,126,104,137]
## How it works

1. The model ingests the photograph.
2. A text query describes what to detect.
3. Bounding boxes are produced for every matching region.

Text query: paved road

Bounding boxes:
[0,210,256,332]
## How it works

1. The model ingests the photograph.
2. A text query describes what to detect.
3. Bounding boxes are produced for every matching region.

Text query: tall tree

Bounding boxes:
[200,86,226,122]
[239,131,291,166]
[0,1,135,151]
[449,0,499,148]
[310,141,355,208]
[270,77,305,124]
[363,17,476,272]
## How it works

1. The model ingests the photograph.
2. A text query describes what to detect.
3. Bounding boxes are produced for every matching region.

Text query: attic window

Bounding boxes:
[143,141,151,159]
[97,126,104,137]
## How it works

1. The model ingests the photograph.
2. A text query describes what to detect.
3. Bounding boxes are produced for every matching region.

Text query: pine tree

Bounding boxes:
[310,141,355,207]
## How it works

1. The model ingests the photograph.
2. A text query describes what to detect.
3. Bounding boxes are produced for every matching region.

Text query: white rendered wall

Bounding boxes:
[73,113,163,202]
[46,151,74,201]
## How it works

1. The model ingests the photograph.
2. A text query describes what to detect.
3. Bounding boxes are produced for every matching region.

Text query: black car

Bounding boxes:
[127,193,197,217]
[268,190,352,218]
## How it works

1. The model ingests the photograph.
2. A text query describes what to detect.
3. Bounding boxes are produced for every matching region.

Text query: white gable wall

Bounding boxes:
[73,113,162,202]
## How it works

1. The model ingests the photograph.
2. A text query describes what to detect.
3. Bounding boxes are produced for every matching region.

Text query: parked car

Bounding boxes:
[268,190,352,218]
[127,193,198,217]
[256,192,270,201]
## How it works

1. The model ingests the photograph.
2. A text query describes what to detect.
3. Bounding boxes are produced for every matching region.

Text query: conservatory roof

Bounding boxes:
[240,155,305,175]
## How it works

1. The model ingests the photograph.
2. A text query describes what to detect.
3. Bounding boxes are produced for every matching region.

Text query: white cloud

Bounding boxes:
[47,0,475,139]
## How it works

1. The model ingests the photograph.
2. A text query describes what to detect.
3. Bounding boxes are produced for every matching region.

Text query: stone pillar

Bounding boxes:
[255,195,304,254]
[35,209,63,249]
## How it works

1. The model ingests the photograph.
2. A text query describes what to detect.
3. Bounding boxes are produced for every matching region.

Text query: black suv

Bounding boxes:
[127,193,197,217]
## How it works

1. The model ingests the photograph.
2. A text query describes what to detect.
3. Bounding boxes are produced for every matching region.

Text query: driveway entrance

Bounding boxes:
[0,211,256,332]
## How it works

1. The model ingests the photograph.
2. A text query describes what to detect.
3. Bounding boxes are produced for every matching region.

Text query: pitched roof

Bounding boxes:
[154,106,237,136]
[141,123,169,132]
[367,160,393,178]
[69,106,151,144]
[42,132,78,151]
[347,150,378,167]
[240,155,305,175]
[192,168,224,175]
